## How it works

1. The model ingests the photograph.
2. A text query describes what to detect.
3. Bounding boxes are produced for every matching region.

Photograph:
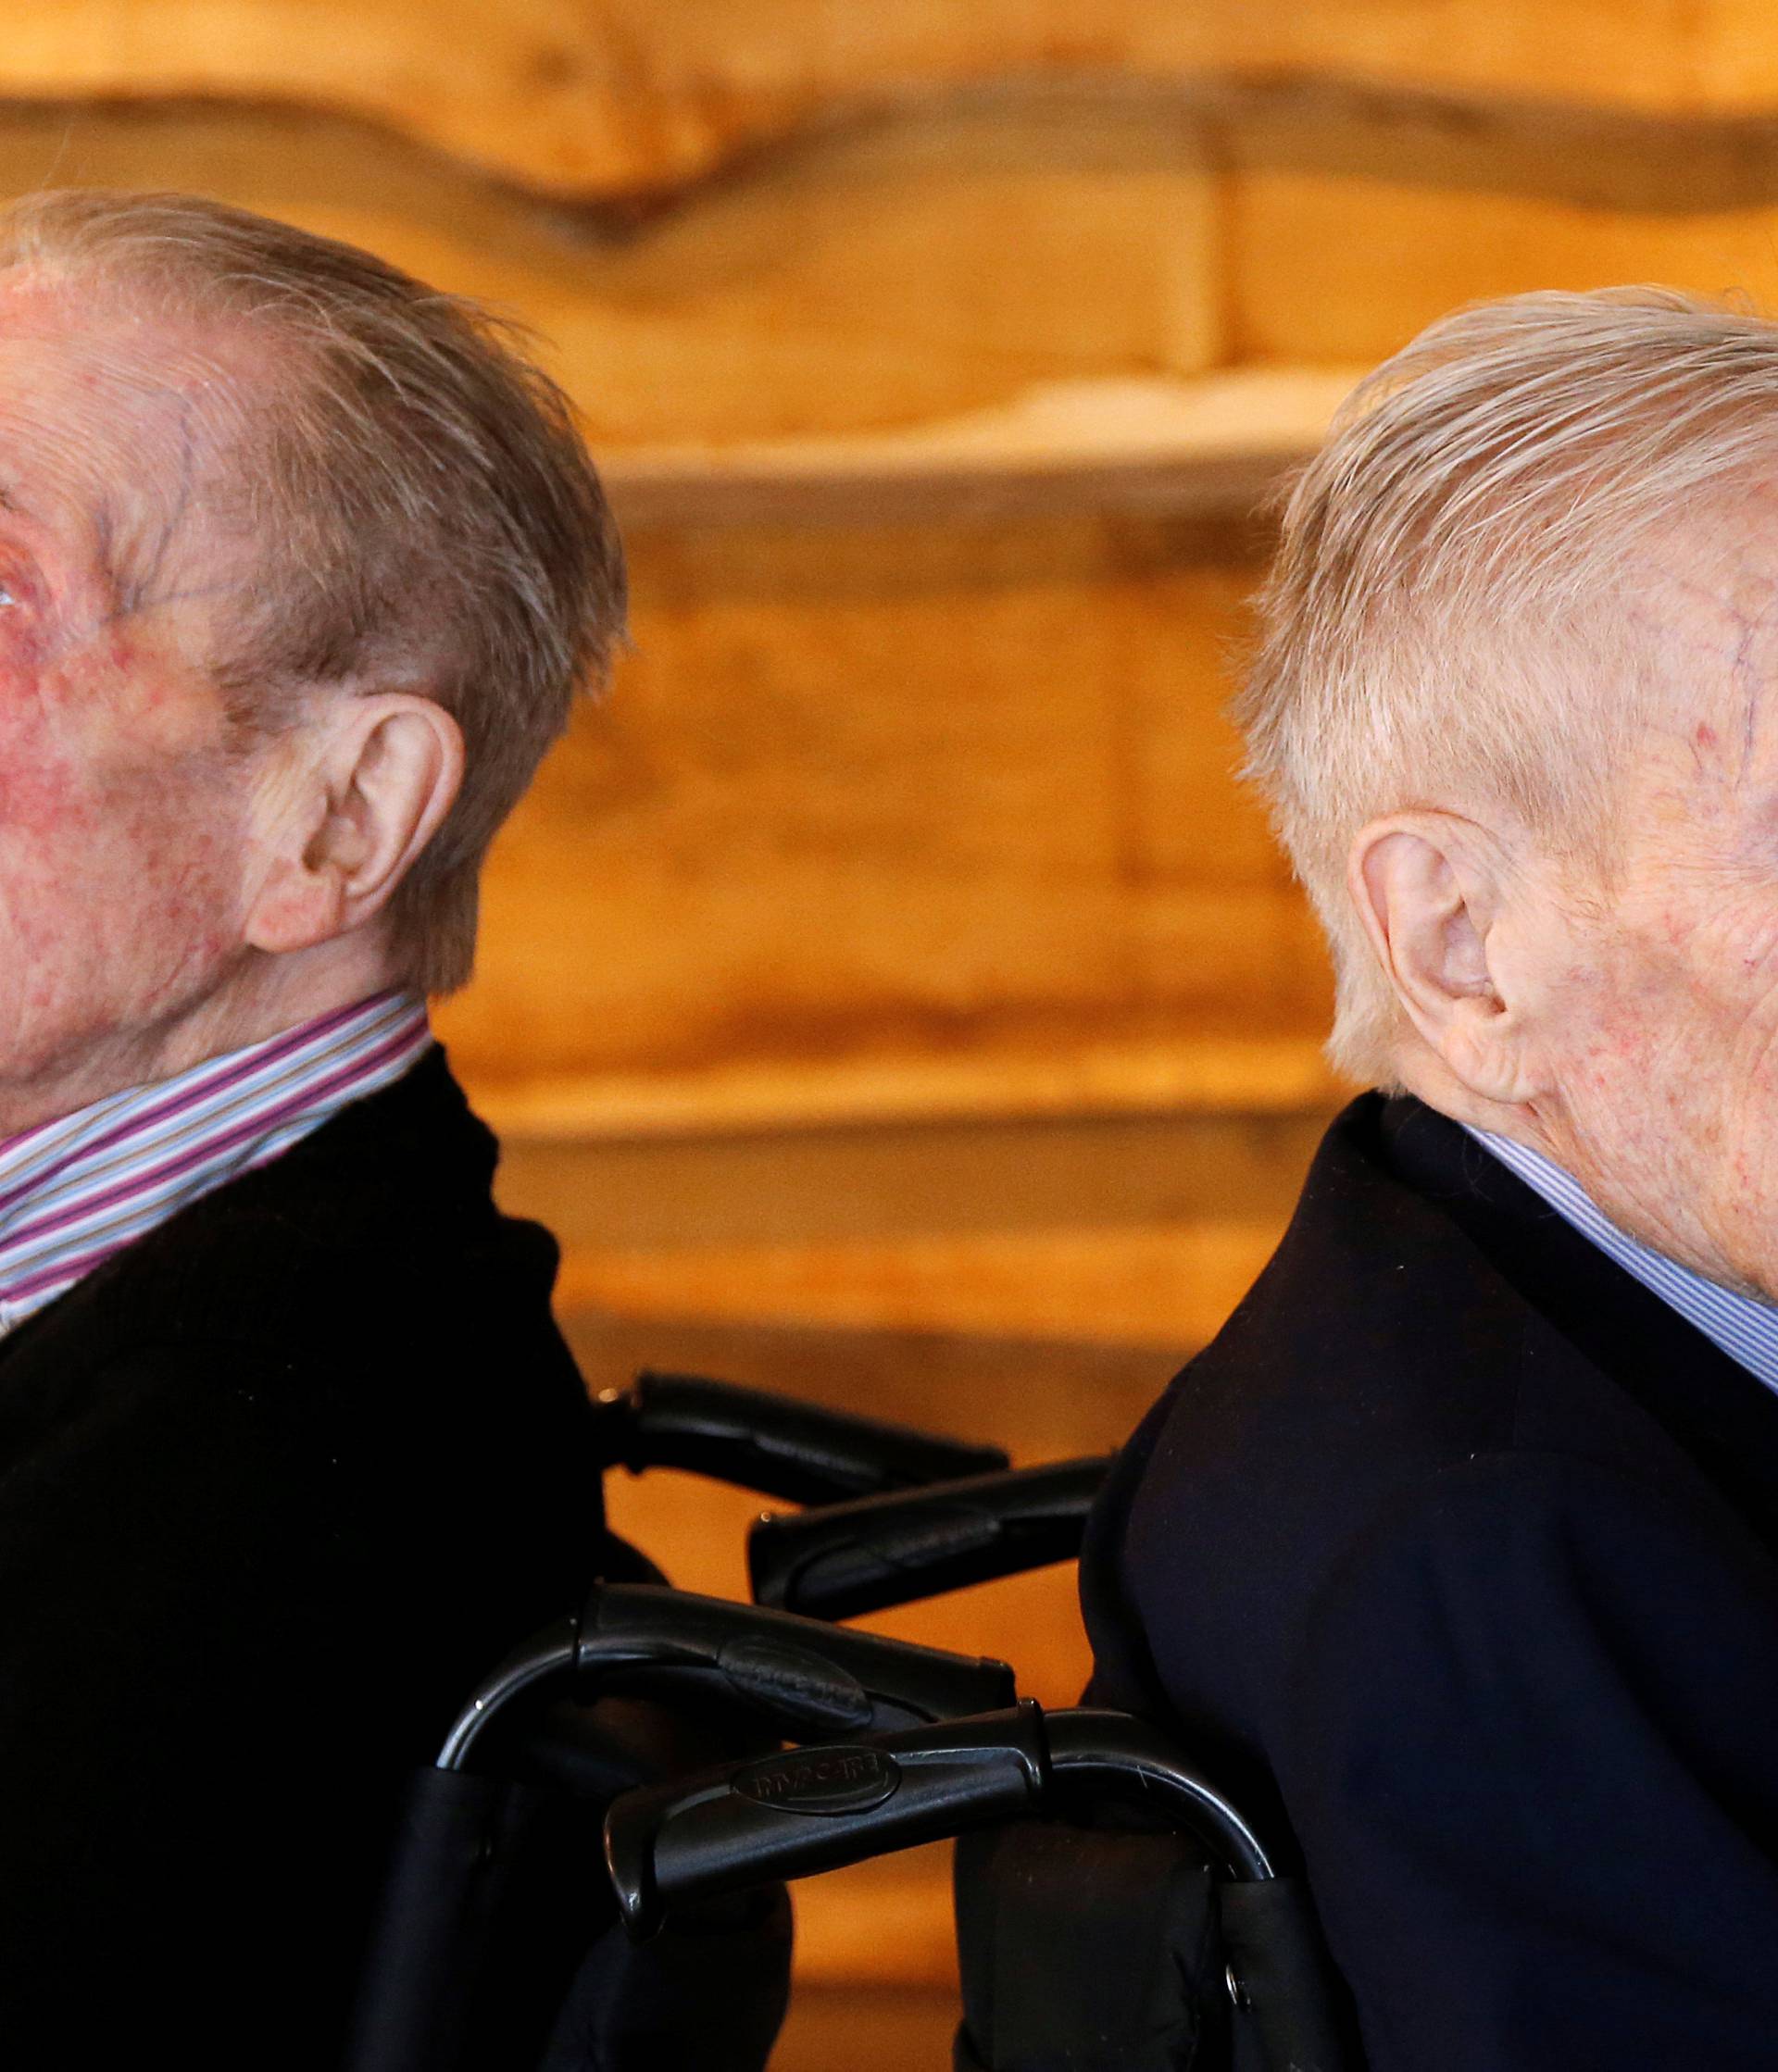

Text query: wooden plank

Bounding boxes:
[499,1102,1325,1268]
[12,5,1778,200]
[10,96,1778,458]
[436,519,1333,1108]
[598,370,1359,530]
[557,1217,1283,1352]
[508,1105,1319,1342]
[0,97,1224,445]
[468,1033,1340,1141]
[1228,118,1778,364]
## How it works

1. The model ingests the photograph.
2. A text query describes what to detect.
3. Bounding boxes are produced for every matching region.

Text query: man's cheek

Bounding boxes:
[0,660,62,787]
[131,770,247,960]
[9,756,235,953]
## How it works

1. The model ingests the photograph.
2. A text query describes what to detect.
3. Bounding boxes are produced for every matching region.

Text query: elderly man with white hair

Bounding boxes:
[0,190,626,2060]
[1083,291,1778,2070]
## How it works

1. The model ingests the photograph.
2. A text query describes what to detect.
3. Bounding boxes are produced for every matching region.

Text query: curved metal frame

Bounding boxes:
[1042,1707,1274,1880]
[435,1615,579,1773]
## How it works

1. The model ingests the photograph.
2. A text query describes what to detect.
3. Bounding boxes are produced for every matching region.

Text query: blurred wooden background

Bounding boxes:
[14,1,1778,2043]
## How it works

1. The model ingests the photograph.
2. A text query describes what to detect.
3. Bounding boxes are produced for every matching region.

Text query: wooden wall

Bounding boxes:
[12,0,1778,2003]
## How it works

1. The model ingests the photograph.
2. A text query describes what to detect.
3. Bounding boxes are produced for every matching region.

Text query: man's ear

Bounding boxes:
[244,693,464,958]
[1348,811,1543,1105]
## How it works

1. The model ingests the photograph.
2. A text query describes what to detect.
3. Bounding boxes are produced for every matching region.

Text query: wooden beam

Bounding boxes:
[465,1031,1341,1142]
[505,1105,1329,1345]
[556,1217,1286,1352]
[10,6,1778,199]
[499,1103,1329,1252]
[596,370,1359,530]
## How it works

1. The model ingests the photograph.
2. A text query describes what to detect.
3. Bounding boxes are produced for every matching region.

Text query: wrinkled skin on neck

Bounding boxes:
[0,272,352,1133]
[1414,508,1778,1303]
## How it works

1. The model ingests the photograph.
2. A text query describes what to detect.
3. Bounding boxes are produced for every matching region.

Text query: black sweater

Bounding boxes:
[0,1045,604,2065]
[1083,1094,1778,2070]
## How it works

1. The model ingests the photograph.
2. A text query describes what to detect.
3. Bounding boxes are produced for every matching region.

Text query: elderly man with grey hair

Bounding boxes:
[0,191,625,2060]
[1083,290,1778,2069]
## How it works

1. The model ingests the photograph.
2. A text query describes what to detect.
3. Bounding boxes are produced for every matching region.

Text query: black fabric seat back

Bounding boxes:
[954,1818,1354,2072]
[533,1882,791,2072]
[347,1687,792,2072]
[954,1817,1224,2071]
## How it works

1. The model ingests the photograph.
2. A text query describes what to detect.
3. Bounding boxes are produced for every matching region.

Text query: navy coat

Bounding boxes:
[1083,1094,1778,2070]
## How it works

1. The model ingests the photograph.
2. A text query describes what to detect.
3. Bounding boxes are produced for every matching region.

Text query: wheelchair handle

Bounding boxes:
[576,1583,1015,1735]
[748,1454,1112,1618]
[436,1586,1017,1770]
[1041,1706,1275,1875]
[593,1369,1009,1504]
[603,1700,1276,1940]
[606,1702,1050,1939]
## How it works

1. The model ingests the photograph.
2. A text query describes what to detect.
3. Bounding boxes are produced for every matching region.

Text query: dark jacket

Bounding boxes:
[1082,1093,1778,2071]
[0,1045,604,2066]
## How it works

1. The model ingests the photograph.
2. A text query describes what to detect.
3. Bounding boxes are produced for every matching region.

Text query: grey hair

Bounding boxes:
[0,187,627,995]
[1237,286,1778,1084]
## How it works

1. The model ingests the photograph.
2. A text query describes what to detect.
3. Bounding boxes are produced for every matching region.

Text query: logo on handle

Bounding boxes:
[731,1745,901,1815]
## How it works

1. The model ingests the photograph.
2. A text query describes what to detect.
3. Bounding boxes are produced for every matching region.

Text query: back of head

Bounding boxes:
[0,187,627,995]
[1239,287,1778,1082]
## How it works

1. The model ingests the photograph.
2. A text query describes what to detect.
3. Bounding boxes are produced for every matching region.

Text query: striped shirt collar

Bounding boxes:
[0,989,432,1340]
[1464,1122,1778,1395]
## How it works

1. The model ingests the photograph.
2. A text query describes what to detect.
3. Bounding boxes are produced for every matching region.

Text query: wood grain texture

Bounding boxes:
[505,1104,1323,1345]
[1227,117,1778,363]
[558,1217,1283,1350]
[470,1034,1342,1140]
[600,370,1361,530]
[0,97,1221,445]
[432,518,1336,1111]
[14,3,1778,200]
[6,95,1778,471]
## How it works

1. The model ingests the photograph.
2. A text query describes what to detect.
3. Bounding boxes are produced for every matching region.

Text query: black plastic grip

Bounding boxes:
[576,1583,1017,1737]
[593,1370,1009,1504]
[601,1704,1279,1941]
[605,1703,1050,1939]
[748,1455,1113,1618]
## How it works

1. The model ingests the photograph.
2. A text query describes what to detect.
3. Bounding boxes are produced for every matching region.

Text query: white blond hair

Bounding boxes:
[1238,286,1778,1083]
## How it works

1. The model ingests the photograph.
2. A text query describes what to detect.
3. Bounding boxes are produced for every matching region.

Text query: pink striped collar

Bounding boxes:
[0,991,432,1335]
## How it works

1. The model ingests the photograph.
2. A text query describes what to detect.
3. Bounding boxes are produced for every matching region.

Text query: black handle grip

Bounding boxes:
[748,1455,1112,1618]
[433,1589,1017,1772]
[605,1703,1050,1939]
[576,1583,1017,1737]
[602,1704,1278,1941]
[593,1371,1009,1504]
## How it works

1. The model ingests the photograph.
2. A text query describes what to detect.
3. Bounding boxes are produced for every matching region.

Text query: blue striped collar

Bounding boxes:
[1463,1123,1778,1395]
